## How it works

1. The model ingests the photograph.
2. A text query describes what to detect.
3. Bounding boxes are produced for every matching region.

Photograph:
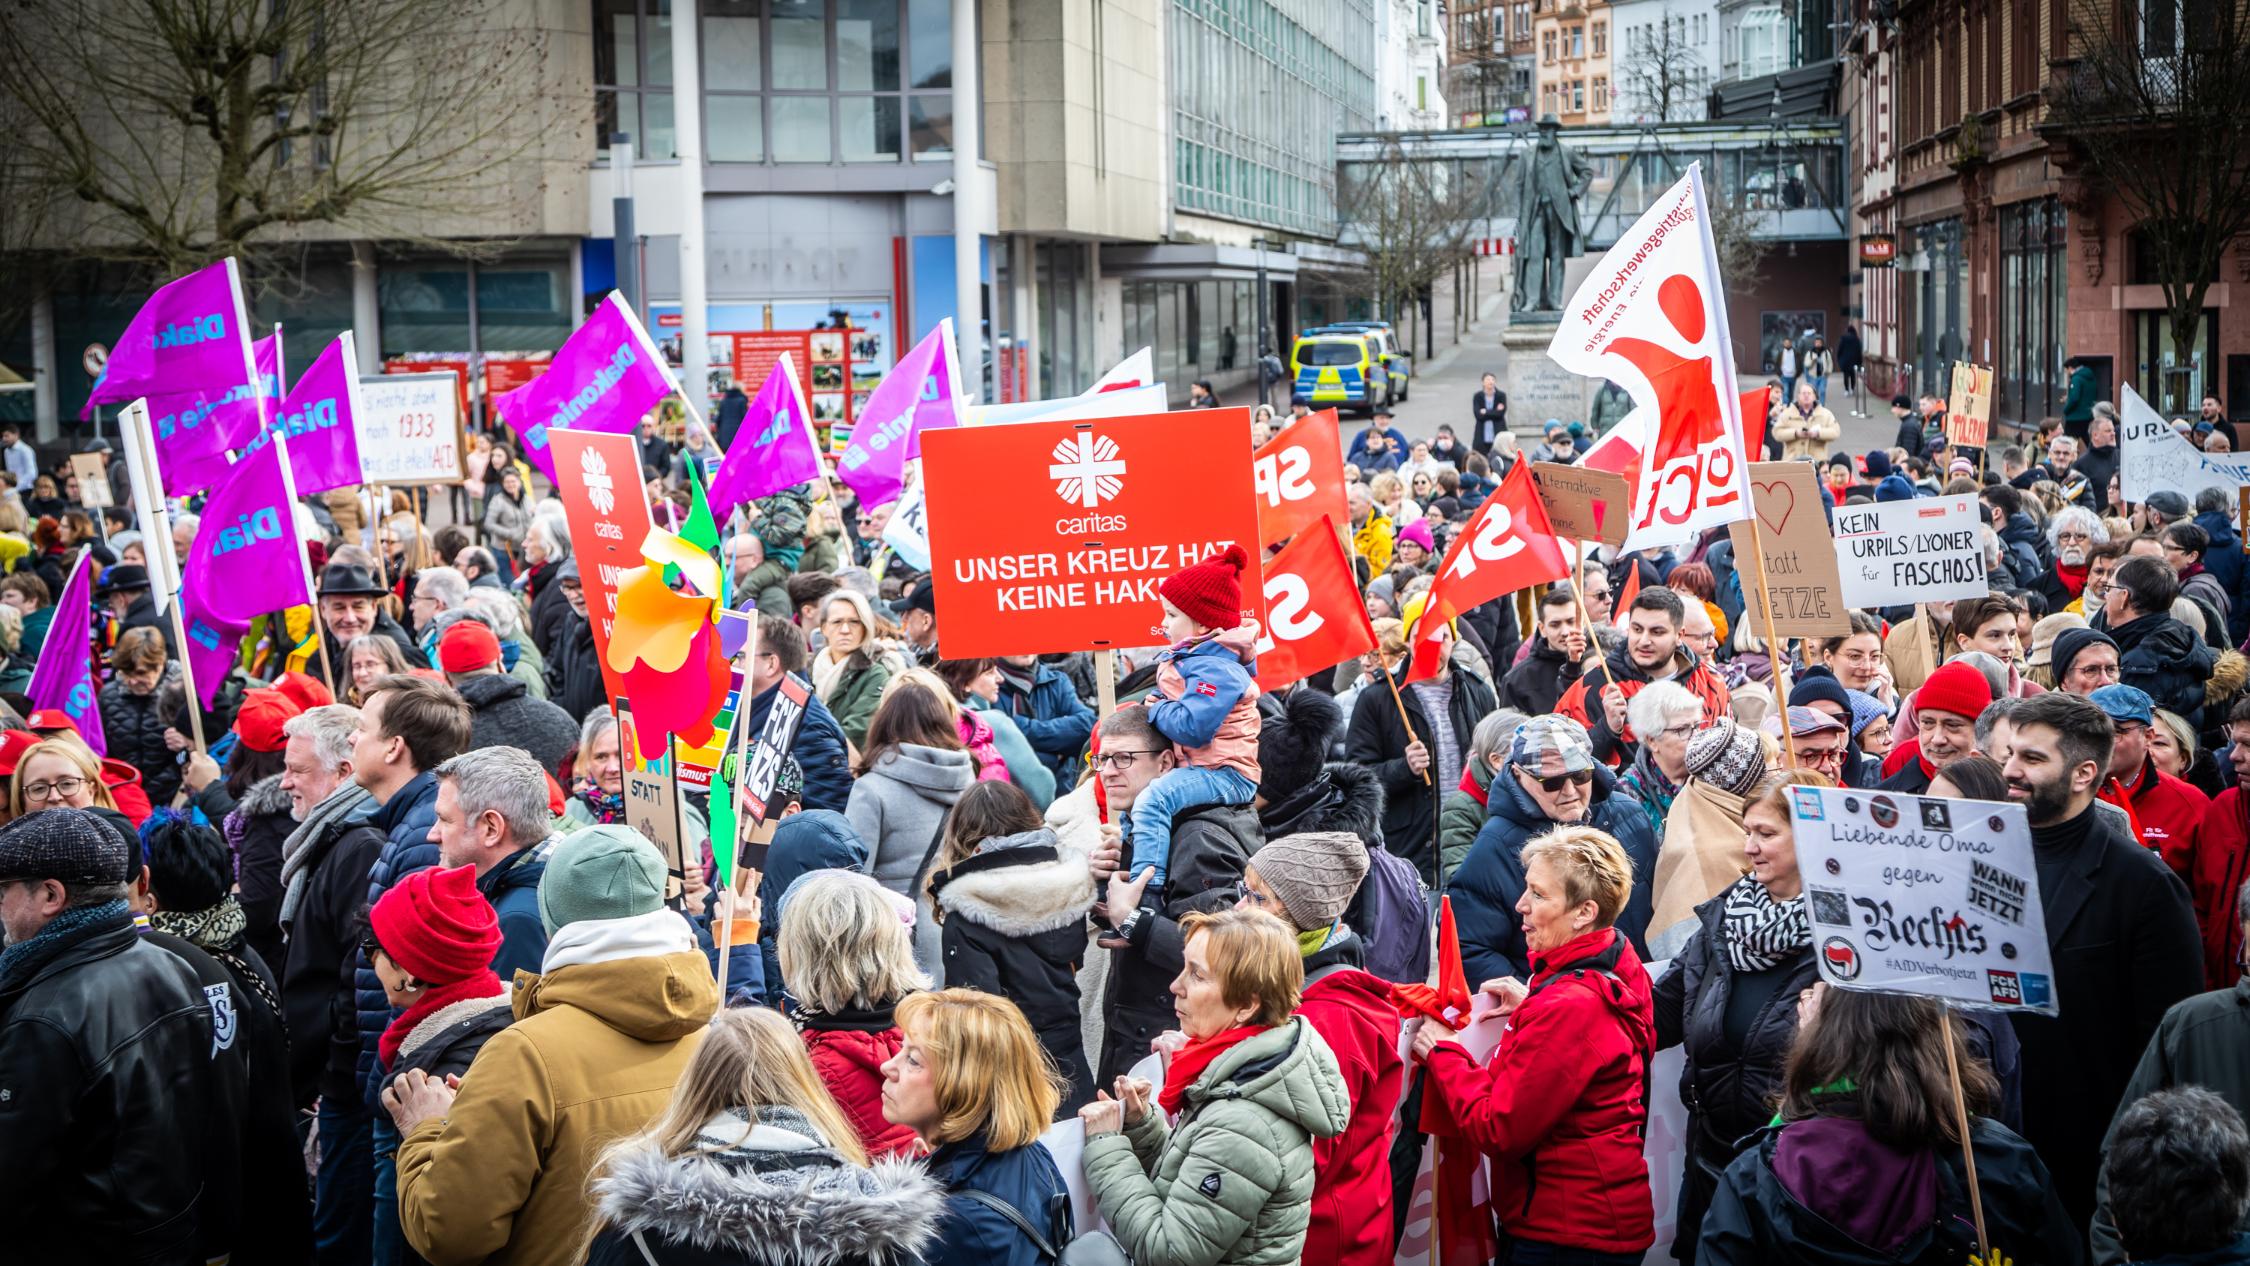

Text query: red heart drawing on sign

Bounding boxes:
[1754,480,1795,535]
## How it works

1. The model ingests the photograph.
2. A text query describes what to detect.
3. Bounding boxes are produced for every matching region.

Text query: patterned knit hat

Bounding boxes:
[1509,716,1595,777]
[1248,832,1370,932]
[1685,720,1766,797]
[0,806,132,886]
[1158,544,1251,630]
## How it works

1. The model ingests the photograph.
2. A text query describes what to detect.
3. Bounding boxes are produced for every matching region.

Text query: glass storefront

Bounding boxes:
[1997,198,2068,426]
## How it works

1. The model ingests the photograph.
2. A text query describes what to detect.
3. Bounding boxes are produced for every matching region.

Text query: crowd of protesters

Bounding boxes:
[4,383,2250,1266]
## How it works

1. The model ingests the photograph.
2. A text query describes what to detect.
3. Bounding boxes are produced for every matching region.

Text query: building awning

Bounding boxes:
[1100,243,1300,283]
[1709,60,1843,121]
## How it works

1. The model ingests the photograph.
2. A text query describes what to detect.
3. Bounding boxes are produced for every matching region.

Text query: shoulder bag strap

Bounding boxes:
[630,1229,664,1266]
[957,1188,1060,1261]
[908,812,955,908]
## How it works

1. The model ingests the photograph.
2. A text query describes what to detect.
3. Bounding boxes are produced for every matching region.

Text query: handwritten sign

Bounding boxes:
[1790,783,2056,1015]
[1946,363,1994,451]
[70,454,113,509]
[2119,382,2250,508]
[1833,494,1989,609]
[740,673,812,823]
[355,372,466,486]
[625,760,689,895]
[1726,462,1849,637]
[1530,462,1633,547]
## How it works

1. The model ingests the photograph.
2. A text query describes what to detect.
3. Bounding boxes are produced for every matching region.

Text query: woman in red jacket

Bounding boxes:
[775,868,926,1159]
[1238,831,1404,1266]
[1411,823,1657,1263]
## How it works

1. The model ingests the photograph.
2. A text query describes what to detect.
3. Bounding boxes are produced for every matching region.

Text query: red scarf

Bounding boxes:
[1159,1025,1267,1116]
[2055,561,2090,599]
[379,970,504,1067]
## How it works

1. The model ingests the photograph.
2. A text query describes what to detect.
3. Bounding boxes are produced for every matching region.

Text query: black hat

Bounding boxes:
[2050,628,2119,685]
[316,562,387,598]
[902,581,937,618]
[94,564,151,597]
[0,806,133,887]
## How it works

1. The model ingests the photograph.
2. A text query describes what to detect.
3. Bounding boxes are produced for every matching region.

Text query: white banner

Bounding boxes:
[967,382,1169,427]
[881,480,931,570]
[2119,382,2250,507]
[356,372,467,486]
[1790,784,2058,1016]
[1832,494,1990,609]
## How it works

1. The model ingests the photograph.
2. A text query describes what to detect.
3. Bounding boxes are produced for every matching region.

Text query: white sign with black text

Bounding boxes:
[1832,494,1990,609]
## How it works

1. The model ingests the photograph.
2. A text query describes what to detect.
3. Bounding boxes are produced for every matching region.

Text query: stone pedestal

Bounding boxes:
[1500,316,1595,430]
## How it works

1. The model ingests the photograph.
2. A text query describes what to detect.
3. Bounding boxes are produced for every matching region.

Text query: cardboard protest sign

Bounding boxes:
[1252,517,1375,691]
[1833,494,1990,609]
[2119,382,2250,506]
[1789,783,2057,1015]
[1726,462,1849,637]
[922,408,1263,658]
[70,453,112,509]
[1530,461,1632,548]
[1252,409,1348,547]
[355,372,467,485]
[740,673,813,823]
[625,759,690,898]
[550,428,659,711]
[1945,363,1994,450]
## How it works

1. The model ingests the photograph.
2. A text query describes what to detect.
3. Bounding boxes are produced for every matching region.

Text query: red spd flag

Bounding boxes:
[1405,463,1570,683]
[1252,516,1374,691]
[1252,409,1349,547]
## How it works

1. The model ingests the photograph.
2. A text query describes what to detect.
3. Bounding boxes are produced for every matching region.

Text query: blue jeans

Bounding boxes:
[1127,765,1258,889]
[372,1113,402,1266]
[314,1099,373,1266]
[1813,374,1829,404]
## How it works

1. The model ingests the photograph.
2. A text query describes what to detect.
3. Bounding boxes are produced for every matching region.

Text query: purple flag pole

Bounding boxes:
[119,399,208,750]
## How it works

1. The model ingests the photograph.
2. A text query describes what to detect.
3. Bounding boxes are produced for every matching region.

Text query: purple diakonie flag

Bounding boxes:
[236,332,366,495]
[84,258,257,418]
[145,331,286,497]
[177,590,253,709]
[182,435,313,625]
[26,553,106,755]
[494,292,679,484]
[708,352,823,522]
[836,320,962,509]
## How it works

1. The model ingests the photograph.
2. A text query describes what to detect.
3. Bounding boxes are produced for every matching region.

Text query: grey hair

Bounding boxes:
[832,566,880,599]
[2093,400,2119,421]
[415,567,470,610]
[434,747,554,846]
[2198,487,2234,514]
[2107,1086,2250,1259]
[1469,709,1530,773]
[1627,680,1701,740]
[282,703,362,772]
[2048,505,2108,550]
[775,870,928,1014]
[1974,697,2021,752]
[463,589,525,641]
[525,514,571,557]
[172,512,200,536]
[1951,651,2011,701]
[579,706,620,767]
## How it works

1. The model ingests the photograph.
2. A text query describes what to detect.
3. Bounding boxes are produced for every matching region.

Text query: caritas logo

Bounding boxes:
[1048,433,1126,509]
[581,446,615,515]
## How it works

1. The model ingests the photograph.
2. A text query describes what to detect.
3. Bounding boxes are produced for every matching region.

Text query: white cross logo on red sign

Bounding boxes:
[1048,433,1127,508]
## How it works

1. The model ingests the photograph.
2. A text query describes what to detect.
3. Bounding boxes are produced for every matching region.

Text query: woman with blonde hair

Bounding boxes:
[1368,470,1422,529]
[813,587,904,749]
[881,989,1077,1266]
[778,869,929,1160]
[582,1007,944,1266]
[9,738,133,843]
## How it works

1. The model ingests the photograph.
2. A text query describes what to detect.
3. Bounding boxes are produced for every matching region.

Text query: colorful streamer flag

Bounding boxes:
[84,258,258,418]
[1252,517,1375,691]
[238,332,367,495]
[26,553,106,754]
[682,458,722,555]
[1406,462,1571,684]
[180,435,314,625]
[708,352,824,521]
[494,292,680,484]
[1547,164,1750,552]
[1615,557,1642,614]
[1089,347,1154,392]
[144,330,286,497]
[607,524,732,747]
[837,320,963,508]
[1252,408,1348,548]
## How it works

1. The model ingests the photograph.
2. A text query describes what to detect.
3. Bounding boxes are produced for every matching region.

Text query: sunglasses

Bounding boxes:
[1519,767,1593,793]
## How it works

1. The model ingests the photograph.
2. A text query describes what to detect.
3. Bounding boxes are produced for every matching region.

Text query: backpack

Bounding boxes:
[1353,844,1432,985]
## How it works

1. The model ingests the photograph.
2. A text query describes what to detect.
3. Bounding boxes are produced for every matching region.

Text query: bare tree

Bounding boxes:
[2043,0,2250,411]
[1450,6,1514,123]
[1616,8,1710,123]
[0,0,579,282]
[1336,141,1486,345]
[1706,182,1770,294]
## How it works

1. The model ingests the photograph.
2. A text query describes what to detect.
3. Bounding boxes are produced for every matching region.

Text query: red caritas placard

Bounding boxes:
[549,428,657,710]
[1252,408,1348,548]
[1253,516,1375,691]
[922,408,1263,658]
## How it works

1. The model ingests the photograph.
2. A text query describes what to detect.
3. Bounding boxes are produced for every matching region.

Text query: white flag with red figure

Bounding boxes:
[1548,164,1750,552]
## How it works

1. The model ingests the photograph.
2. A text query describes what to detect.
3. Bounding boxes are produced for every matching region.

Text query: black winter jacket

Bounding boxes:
[1651,893,1817,1151]
[354,772,442,1099]
[1099,800,1261,1083]
[101,674,181,805]
[456,671,579,774]
[2093,978,2250,1263]
[224,774,295,971]
[391,989,514,1082]
[1452,764,1658,989]
[523,559,573,659]
[1345,660,1498,885]
[543,610,609,723]
[1499,636,1584,717]
[931,829,1098,1113]
[280,800,387,1107]
[2110,610,2220,727]
[0,910,226,1265]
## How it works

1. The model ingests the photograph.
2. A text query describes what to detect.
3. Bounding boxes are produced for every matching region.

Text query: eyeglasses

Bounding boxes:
[23,776,86,802]
[1233,881,1274,909]
[1094,749,1166,771]
[1583,589,1612,603]
[1658,722,1699,741]
[1519,767,1593,793]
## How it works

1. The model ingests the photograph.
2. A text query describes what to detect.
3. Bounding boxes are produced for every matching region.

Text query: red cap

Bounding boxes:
[369,863,501,986]
[24,709,77,734]
[274,671,335,713]
[0,728,42,777]
[1917,661,1995,722]
[233,689,302,754]
[1157,544,1251,631]
[437,621,503,674]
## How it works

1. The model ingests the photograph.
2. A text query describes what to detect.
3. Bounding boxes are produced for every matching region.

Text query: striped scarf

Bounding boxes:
[1720,873,1810,974]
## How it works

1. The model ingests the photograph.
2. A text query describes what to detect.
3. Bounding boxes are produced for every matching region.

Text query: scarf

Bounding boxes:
[574,779,625,825]
[379,970,505,1066]
[2054,561,2090,598]
[0,898,130,992]
[278,781,377,930]
[1296,924,1338,957]
[810,646,854,702]
[1720,873,1811,973]
[151,895,247,953]
[1159,1024,1266,1116]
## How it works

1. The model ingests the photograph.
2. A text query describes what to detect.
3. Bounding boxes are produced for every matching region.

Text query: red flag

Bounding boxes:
[1394,896,1498,1266]
[1392,895,1473,1025]
[1252,516,1375,691]
[1615,557,1642,615]
[1404,462,1570,682]
[1252,409,1349,547]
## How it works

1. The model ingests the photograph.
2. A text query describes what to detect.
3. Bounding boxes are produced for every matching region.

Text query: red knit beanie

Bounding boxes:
[369,863,501,985]
[438,621,503,674]
[1158,544,1252,631]
[1917,661,1994,722]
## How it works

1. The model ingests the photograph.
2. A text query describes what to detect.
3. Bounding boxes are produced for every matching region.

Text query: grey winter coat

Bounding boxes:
[845,743,976,980]
[456,671,580,775]
[1084,1017,1351,1266]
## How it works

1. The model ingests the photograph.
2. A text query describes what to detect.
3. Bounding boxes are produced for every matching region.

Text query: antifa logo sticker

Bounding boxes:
[204,982,237,1055]
[1198,1171,1223,1199]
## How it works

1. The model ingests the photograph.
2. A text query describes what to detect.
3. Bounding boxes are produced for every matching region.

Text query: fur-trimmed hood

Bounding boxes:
[235,771,294,819]
[591,1106,944,1264]
[929,828,1096,936]
[1259,760,1387,846]
[396,985,514,1075]
[2208,648,2249,708]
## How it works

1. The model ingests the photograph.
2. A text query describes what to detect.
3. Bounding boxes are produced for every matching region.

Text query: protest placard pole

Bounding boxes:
[1939,1007,1991,1258]
[1745,518,1801,769]
[1343,521,1429,787]
[1922,603,1944,681]
[120,401,207,754]
[1570,538,1621,696]
[712,616,764,1005]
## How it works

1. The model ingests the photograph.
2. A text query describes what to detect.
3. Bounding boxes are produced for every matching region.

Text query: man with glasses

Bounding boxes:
[1451,716,1657,989]
[1577,561,1615,630]
[1084,707,1259,1083]
[1774,706,1851,781]
[2101,556,2220,726]
[2036,505,2108,615]
[2091,684,2209,877]
[738,614,853,814]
